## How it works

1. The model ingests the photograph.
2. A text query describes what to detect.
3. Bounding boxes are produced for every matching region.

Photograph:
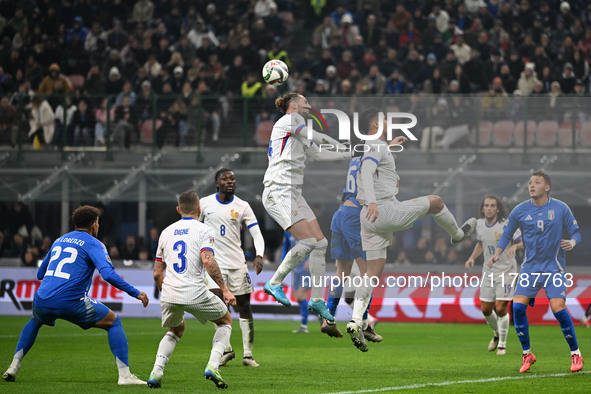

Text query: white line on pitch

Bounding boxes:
[328,371,590,394]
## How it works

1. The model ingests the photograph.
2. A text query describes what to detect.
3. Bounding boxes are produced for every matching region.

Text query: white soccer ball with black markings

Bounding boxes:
[262,59,289,86]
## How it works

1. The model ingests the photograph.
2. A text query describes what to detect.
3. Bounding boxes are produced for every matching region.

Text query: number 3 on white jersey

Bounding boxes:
[537,219,544,232]
[45,246,78,280]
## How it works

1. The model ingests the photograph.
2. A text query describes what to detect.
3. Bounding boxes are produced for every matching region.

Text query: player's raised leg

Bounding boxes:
[2,317,42,381]
[427,195,476,245]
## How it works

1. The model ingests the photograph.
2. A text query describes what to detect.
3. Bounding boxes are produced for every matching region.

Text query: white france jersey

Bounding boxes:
[476,218,521,275]
[356,139,400,206]
[199,193,259,270]
[156,217,214,304]
[263,113,312,187]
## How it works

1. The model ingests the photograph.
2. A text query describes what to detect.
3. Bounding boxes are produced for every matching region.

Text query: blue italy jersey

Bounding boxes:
[35,231,139,308]
[341,157,361,206]
[497,197,581,274]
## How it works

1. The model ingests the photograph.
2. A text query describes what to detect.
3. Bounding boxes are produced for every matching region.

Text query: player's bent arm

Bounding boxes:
[153,260,166,291]
[201,249,229,292]
[201,250,236,306]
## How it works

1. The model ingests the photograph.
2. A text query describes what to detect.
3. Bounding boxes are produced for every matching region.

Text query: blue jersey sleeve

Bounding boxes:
[37,248,53,280]
[88,240,139,297]
[497,207,520,250]
[563,204,581,244]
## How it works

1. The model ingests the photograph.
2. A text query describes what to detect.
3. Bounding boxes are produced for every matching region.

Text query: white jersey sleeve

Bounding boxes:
[356,140,400,206]
[157,218,214,303]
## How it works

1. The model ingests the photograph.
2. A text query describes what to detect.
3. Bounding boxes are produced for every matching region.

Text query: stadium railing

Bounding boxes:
[6,94,588,159]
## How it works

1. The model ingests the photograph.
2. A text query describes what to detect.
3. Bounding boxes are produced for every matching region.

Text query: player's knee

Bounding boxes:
[109,315,122,330]
[313,238,328,251]
[513,302,527,318]
[481,304,494,316]
[428,195,444,213]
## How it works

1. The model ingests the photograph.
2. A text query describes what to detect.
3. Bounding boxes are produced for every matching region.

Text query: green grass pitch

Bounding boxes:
[1,316,589,392]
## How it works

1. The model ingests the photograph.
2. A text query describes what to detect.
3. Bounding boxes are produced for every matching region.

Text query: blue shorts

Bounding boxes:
[33,295,110,330]
[514,272,567,306]
[330,205,366,261]
[292,260,310,291]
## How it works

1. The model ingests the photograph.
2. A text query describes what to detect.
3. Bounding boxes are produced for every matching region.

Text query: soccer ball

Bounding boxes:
[262,60,289,86]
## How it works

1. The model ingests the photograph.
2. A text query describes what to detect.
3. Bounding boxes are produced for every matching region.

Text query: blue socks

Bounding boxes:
[327,283,343,316]
[14,318,42,360]
[107,316,129,367]
[554,309,579,352]
[363,296,373,320]
[299,300,309,325]
[513,302,530,352]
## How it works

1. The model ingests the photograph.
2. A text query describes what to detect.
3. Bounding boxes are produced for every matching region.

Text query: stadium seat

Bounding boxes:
[68,75,85,89]
[581,121,591,148]
[471,121,493,147]
[557,122,578,148]
[535,121,558,147]
[255,120,273,146]
[491,120,514,147]
[140,119,162,145]
[513,120,537,147]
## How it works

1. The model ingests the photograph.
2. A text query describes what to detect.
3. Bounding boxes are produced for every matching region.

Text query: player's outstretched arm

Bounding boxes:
[201,249,237,306]
[465,241,483,271]
[306,143,351,161]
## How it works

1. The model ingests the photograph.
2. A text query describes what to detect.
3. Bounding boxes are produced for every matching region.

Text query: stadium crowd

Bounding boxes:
[0,0,590,262]
[0,0,590,149]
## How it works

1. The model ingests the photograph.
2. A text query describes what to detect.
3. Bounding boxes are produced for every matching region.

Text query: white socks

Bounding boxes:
[270,238,316,286]
[498,313,509,348]
[484,310,499,337]
[433,205,463,241]
[309,238,328,299]
[152,332,180,376]
[239,318,254,358]
[352,282,373,326]
[209,324,232,369]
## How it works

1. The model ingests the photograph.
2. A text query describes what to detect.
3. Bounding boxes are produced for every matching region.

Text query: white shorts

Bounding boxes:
[360,196,430,251]
[160,292,227,327]
[205,265,254,296]
[262,184,316,230]
[479,271,517,302]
